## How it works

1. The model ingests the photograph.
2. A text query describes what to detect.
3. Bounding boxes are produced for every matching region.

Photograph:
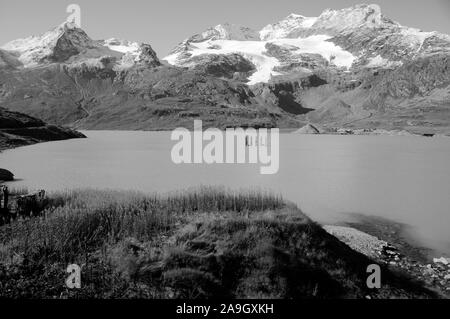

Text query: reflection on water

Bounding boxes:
[1,131,450,256]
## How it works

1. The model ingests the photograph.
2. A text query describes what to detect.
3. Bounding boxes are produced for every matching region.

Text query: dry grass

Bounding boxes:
[0,187,283,265]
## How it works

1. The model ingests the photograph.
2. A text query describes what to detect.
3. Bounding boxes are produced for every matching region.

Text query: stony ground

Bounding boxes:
[324,218,450,298]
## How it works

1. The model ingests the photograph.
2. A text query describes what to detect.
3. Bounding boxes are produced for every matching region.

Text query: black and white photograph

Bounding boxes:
[0,0,449,309]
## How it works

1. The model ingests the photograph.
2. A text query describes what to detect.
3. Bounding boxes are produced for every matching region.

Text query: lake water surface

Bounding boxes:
[1,131,450,256]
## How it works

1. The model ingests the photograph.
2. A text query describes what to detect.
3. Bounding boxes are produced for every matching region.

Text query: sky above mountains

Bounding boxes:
[1,0,449,56]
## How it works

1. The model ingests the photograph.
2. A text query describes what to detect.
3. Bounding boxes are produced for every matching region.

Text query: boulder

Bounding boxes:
[433,257,449,265]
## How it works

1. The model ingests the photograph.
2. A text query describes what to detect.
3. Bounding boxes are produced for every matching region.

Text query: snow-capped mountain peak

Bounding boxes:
[164,3,450,85]
[2,21,94,67]
[2,21,91,52]
[190,23,260,42]
[260,14,318,41]
[260,4,395,40]
[311,4,394,34]
[1,22,160,69]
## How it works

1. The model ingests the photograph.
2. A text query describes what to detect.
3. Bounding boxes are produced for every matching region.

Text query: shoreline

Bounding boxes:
[73,127,450,138]
[292,126,450,137]
[0,128,86,154]
[3,126,445,156]
[323,215,450,297]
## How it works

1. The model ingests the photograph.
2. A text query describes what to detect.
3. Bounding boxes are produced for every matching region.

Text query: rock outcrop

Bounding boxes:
[295,123,321,134]
[0,168,14,181]
[0,107,85,151]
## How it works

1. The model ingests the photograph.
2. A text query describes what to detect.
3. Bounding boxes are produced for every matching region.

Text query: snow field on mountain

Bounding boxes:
[165,35,356,84]
[272,35,356,67]
[103,39,141,55]
[2,34,61,67]
[187,39,280,84]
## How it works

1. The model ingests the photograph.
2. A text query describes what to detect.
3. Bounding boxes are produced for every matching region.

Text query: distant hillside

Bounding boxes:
[0,107,85,151]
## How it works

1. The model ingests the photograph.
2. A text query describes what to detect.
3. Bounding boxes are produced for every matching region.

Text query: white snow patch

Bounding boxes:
[399,28,435,50]
[163,51,181,66]
[300,17,318,28]
[272,35,355,68]
[366,55,388,67]
[366,55,403,68]
[103,38,140,54]
[182,40,281,84]
[2,33,58,67]
[102,38,150,69]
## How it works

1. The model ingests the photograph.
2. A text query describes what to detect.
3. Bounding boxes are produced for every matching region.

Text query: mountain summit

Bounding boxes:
[2,22,95,67]
[260,13,319,40]
[1,22,160,69]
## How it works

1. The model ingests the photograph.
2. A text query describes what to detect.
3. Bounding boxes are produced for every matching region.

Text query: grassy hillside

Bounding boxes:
[0,187,437,298]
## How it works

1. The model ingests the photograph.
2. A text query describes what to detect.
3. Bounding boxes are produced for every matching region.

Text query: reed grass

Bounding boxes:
[0,187,284,264]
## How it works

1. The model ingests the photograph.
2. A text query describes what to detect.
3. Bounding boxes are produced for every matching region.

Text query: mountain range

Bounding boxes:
[1,4,449,133]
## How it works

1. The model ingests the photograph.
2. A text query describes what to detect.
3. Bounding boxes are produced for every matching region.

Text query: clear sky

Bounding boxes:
[1,0,449,57]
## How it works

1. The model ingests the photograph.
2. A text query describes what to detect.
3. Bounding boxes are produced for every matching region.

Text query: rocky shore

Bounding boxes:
[294,124,450,137]
[324,221,450,297]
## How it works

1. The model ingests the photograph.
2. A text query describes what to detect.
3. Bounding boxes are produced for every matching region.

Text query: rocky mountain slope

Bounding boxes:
[0,22,299,130]
[0,107,85,151]
[0,4,449,133]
